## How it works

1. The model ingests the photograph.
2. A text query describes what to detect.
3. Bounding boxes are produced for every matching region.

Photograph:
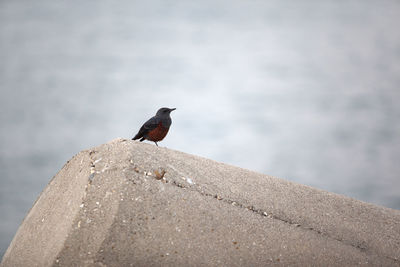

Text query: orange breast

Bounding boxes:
[147,123,169,141]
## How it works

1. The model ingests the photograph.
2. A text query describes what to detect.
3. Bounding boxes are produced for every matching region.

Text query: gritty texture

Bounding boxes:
[1,138,400,266]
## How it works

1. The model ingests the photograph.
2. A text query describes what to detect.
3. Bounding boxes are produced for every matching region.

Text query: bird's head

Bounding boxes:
[156,107,176,116]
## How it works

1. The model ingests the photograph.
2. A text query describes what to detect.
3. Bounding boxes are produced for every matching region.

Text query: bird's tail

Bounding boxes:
[132,133,144,141]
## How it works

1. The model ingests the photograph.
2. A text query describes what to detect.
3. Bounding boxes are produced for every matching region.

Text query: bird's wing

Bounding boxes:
[132,116,160,140]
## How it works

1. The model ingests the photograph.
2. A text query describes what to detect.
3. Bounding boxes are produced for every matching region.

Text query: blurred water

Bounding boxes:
[1,0,400,258]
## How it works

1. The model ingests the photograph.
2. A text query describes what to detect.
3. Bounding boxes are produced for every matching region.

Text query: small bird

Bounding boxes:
[132,107,176,146]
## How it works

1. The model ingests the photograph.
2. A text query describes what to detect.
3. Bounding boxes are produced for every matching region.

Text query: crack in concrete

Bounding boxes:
[124,160,398,264]
[162,175,399,264]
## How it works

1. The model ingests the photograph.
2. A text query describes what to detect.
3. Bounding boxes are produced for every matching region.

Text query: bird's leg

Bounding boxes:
[155,142,158,147]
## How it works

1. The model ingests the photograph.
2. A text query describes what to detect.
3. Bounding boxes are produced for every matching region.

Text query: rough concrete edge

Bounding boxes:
[52,145,125,266]
[1,150,92,267]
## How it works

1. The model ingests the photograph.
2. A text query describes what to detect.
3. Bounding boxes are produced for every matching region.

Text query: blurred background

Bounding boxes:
[1,0,400,258]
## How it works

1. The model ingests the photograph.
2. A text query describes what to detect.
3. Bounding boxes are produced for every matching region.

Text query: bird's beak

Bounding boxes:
[170,108,176,111]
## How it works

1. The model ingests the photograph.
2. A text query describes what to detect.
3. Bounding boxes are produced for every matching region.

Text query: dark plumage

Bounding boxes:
[132,107,176,146]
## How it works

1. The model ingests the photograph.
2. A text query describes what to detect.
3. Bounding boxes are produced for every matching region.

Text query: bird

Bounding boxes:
[132,107,176,146]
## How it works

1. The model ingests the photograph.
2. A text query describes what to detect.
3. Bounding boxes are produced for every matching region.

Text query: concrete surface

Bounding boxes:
[1,138,400,266]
